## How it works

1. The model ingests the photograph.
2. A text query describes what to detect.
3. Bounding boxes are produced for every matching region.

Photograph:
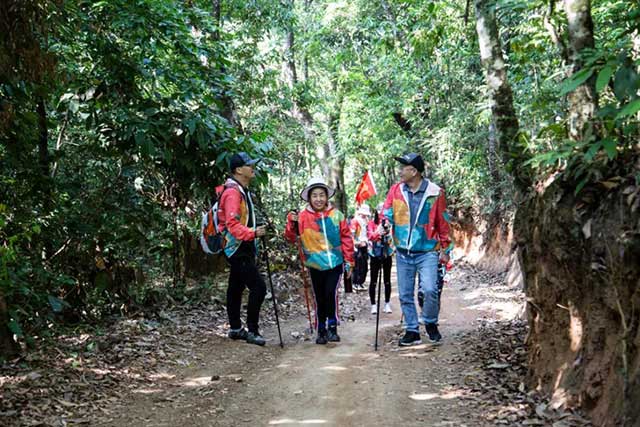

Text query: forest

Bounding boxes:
[1,0,639,426]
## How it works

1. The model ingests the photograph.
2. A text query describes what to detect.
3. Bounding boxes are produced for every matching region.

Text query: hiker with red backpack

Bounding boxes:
[217,152,268,346]
[284,178,355,345]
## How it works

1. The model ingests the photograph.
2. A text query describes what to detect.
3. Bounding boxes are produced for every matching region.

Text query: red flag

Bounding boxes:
[355,171,377,205]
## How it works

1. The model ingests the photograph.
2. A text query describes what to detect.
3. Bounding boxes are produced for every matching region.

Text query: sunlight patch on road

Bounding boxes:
[181,376,210,387]
[132,388,163,394]
[269,419,328,425]
[320,365,347,371]
[409,388,466,401]
[149,372,176,380]
[409,393,439,401]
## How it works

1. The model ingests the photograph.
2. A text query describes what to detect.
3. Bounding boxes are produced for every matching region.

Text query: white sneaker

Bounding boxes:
[371,304,377,314]
[384,303,392,313]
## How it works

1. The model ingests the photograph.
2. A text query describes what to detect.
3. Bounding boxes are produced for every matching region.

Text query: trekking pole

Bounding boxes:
[292,212,314,334]
[251,196,284,348]
[261,234,284,348]
[375,226,391,351]
[374,252,384,351]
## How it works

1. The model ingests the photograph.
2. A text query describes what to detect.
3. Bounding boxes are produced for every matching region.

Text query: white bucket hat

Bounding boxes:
[357,204,371,216]
[300,177,335,202]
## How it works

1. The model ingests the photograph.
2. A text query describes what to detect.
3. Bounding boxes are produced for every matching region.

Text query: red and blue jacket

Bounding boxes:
[284,205,355,272]
[217,178,258,258]
[383,180,453,254]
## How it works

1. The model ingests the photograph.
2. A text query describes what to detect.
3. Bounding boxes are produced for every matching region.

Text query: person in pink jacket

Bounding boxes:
[285,178,355,345]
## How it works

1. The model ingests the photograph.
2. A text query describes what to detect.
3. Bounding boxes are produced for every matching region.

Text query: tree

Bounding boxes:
[474,0,530,192]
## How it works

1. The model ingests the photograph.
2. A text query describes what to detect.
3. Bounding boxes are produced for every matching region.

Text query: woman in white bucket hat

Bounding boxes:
[284,178,354,345]
[352,203,371,291]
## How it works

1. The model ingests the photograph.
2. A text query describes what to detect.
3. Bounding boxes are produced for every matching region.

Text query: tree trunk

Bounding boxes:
[474,0,531,192]
[487,121,502,190]
[326,90,346,213]
[283,0,319,172]
[0,292,18,358]
[563,0,597,140]
[210,0,243,133]
[37,98,51,205]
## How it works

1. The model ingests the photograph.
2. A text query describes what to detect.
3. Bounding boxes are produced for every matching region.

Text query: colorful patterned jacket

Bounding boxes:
[383,180,453,254]
[367,220,394,258]
[217,178,258,258]
[284,205,355,272]
[351,217,369,249]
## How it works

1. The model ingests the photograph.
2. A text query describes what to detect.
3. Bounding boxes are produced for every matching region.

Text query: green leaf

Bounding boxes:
[602,138,617,160]
[574,177,589,196]
[616,99,640,119]
[584,141,602,161]
[8,319,23,337]
[596,65,614,93]
[560,68,594,95]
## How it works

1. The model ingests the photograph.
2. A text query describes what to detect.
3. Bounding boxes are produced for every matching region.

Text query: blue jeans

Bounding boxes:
[396,250,439,333]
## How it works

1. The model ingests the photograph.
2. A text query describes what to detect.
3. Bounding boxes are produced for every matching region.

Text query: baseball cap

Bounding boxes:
[229,152,260,171]
[394,152,425,172]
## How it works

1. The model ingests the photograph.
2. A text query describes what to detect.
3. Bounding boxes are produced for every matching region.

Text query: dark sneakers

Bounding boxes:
[327,326,340,342]
[228,328,249,340]
[246,331,266,346]
[399,331,422,346]
[425,323,442,343]
[316,329,328,345]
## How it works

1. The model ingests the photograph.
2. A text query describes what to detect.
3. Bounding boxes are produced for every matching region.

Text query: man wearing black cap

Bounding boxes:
[382,153,453,346]
[217,152,268,346]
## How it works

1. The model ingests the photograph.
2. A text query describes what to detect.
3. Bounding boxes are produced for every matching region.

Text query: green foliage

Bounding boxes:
[2,0,639,350]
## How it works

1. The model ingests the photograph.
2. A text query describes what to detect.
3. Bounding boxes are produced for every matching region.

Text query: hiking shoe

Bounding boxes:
[371,304,377,314]
[228,328,248,340]
[383,302,392,313]
[316,329,328,345]
[425,323,442,343]
[327,326,340,342]
[399,331,422,346]
[246,331,266,346]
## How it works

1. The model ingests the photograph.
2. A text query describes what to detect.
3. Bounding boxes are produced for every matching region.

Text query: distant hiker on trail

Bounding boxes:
[218,152,268,346]
[351,204,371,291]
[368,203,394,315]
[343,214,354,293]
[284,177,355,345]
[383,153,453,346]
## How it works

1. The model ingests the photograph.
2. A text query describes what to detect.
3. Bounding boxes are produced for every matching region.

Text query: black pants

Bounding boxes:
[226,254,266,333]
[353,246,369,285]
[309,265,342,330]
[369,256,392,305]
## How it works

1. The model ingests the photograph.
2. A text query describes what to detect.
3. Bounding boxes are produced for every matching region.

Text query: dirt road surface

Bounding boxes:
[99,265,520,427]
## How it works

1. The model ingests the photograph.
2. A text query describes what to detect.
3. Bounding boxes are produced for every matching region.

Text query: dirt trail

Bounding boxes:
[99,265,515,427]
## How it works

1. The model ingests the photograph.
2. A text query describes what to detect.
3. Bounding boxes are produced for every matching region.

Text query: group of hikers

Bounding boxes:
[216,151,452,348]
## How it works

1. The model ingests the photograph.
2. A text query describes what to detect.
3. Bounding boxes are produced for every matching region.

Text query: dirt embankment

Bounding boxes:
[515,177,640,427]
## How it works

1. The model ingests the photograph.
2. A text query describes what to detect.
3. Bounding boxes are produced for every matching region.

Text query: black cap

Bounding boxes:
[229,152,260,172]
[394,153,425,172]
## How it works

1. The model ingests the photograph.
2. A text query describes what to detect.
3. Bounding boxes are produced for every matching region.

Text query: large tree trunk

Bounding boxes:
[211,0,243,133]
[0,292,18,358]
[326,89,346,213]
[474,0,531,192]
[564,0,598,140]
[283,15,316,142]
